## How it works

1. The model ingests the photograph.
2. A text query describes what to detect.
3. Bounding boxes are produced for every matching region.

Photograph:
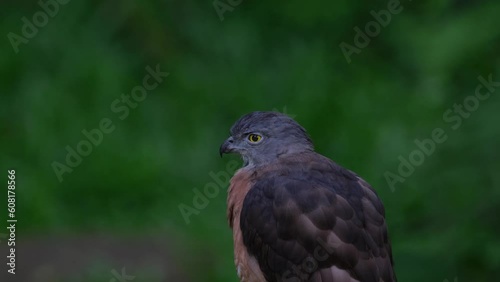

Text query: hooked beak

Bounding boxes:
[219,136,235,157]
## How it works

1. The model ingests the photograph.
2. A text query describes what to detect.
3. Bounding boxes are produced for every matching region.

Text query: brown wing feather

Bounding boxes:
[240,152,397,282]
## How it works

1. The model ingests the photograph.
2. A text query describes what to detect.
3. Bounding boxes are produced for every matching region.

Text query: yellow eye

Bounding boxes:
[248,134,262,143]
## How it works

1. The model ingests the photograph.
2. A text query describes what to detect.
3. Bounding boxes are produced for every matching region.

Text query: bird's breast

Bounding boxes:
[227,168,266,282]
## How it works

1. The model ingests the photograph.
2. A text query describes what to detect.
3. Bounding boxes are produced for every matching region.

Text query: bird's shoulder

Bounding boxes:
[246,151,383,216]
[240,151,395,282]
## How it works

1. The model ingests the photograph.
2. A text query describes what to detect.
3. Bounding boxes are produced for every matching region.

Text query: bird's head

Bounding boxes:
[220,111,314,167]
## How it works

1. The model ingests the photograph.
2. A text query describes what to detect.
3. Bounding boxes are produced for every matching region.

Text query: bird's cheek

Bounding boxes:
[231,145,249,156]
[235,147,248,155]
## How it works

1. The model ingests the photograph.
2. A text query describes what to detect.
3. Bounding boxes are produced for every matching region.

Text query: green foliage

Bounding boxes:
[1,0,499,281]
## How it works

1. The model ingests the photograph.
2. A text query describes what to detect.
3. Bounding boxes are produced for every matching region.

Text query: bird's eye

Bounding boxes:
[248,134,262,143]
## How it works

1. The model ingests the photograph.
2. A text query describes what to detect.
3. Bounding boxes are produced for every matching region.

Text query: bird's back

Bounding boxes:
[236,151,396,282]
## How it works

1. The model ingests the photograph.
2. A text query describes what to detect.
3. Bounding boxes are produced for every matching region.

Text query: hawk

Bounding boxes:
[220,112,397,282]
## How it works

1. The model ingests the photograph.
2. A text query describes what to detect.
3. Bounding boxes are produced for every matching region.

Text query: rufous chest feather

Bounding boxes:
[227,168,254,229]
[226,168,266,282]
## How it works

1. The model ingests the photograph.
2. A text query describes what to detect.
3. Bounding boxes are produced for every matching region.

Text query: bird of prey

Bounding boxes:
[220,112,397,282]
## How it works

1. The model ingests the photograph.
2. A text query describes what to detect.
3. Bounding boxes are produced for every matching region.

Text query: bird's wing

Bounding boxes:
[240,152,396,282]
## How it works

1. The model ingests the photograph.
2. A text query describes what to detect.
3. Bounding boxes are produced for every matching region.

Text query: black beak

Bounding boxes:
[219,137,234,157]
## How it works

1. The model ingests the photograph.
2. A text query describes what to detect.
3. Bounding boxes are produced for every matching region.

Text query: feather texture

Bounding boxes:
[227,151,396,282]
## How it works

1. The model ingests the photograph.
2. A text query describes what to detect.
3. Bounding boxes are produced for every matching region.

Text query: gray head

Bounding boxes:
[219,111,314,166]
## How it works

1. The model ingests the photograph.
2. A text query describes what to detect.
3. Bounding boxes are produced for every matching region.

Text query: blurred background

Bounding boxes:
[1,0,500,281]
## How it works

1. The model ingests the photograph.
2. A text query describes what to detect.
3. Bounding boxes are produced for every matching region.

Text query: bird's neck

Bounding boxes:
[242,146,314,168]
